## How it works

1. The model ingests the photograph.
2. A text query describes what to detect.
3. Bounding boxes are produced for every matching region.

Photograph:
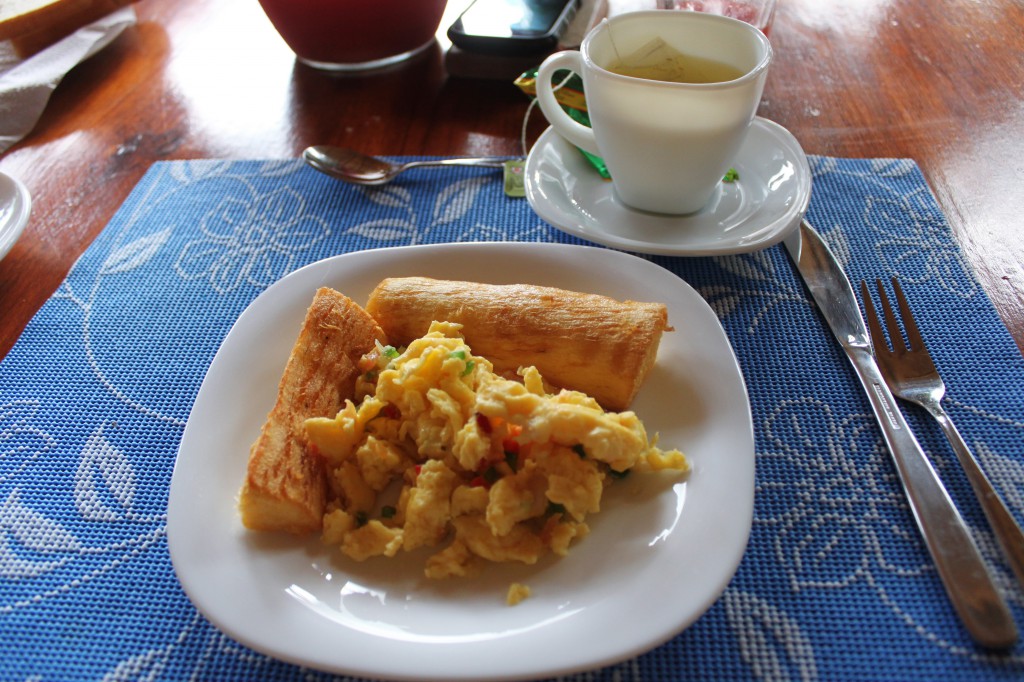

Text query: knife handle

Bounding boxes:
[850,348,1017,648]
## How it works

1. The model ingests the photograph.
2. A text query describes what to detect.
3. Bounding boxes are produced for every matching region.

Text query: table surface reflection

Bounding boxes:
[0,0,1022,358]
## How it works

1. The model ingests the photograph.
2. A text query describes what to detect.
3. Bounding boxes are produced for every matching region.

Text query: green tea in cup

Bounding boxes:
[606,37,746,84]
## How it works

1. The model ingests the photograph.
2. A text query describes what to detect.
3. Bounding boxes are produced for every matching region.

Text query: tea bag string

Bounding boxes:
[608,21,623,63]
[521,68,577,158]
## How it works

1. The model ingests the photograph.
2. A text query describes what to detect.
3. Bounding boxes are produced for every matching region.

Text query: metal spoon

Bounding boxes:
[303,145,510,186]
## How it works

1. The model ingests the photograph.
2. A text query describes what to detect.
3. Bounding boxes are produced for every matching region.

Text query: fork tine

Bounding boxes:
[859,280,890,352]
[874,278,908,353]
[890,277,926,352]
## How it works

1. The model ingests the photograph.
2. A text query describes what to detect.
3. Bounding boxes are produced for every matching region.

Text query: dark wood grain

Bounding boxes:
[1,0,1022,359]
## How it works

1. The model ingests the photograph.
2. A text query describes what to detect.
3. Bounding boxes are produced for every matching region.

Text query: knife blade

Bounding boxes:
[785,219,1017,648]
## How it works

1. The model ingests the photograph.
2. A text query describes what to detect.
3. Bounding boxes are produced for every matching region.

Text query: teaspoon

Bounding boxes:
[303,145,510,186]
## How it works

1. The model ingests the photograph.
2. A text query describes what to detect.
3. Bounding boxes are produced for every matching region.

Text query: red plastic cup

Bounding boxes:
[258,0,450,71]
[658,0,778,36]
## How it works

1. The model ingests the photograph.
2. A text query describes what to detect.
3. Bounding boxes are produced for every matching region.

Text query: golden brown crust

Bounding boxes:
[238,287,387,534]
[0,0,140,57]
[365,277,670,411]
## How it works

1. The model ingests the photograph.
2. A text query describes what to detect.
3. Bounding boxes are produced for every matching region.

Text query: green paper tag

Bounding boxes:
[503,159,526,198]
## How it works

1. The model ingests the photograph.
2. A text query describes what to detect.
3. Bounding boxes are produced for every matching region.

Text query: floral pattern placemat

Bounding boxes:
[2,157,1023,680]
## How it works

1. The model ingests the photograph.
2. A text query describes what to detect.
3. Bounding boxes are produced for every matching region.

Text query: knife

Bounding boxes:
[785,219,1017,648]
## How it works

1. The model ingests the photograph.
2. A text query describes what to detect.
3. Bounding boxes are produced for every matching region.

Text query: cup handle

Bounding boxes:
[535,50,600,156]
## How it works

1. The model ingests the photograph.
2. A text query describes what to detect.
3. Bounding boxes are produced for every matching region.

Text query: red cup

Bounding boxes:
[258,0,450,71]
[658,0,778,36]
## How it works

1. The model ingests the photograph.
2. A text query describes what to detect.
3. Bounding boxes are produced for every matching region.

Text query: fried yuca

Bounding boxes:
[365,277,671,412]
[305,321,688,579]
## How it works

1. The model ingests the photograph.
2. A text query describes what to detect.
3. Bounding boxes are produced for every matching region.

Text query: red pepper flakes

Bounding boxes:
[470,465,502,489]
[475,413,492,434]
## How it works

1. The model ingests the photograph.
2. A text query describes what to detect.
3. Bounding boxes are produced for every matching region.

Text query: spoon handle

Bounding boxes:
[403,158,511,170]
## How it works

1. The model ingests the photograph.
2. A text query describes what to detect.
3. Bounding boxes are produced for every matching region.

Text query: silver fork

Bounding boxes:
[861,277,1024,591]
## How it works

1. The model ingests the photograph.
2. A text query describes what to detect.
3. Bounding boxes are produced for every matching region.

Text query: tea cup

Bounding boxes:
[534,10,772,215]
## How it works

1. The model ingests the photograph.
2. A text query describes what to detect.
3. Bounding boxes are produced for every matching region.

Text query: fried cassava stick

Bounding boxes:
[365,277,670,411]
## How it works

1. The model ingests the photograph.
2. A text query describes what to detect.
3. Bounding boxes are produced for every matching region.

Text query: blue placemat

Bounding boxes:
[2,157,1023,681]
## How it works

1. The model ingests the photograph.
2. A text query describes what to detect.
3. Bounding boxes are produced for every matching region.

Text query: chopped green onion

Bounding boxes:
[483,466,501,485]
[355,511,369,527]
[461,360,475,377]
[381,505,397,519]
[449,350,467,360]
[382,345,400,359]
[547,502,566,516]
[723,168,739,183]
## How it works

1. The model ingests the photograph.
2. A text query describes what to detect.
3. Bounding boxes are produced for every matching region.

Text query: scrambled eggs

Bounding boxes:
[305,322,688,579]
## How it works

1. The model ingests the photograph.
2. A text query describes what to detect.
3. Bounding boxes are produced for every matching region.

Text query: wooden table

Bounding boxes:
[1,0,1022,359]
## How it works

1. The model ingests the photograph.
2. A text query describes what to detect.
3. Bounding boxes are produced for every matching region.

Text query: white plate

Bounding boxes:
[0,171,31,262]
[525,117,811,256]
[168,243,754,681]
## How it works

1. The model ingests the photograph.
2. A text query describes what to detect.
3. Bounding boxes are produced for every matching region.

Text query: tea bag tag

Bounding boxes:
[503,159,527,198]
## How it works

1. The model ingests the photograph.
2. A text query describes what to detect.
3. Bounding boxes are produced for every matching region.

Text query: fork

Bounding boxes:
[861,277,1024,591]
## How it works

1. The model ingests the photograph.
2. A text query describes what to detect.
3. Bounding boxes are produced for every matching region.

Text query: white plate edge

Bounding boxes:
[0,171,32,261]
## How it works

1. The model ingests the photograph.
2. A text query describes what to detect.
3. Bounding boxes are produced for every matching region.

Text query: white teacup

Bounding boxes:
[535,11,773,215]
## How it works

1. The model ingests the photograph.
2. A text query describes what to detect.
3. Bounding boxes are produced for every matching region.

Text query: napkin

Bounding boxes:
[0,6,136,155]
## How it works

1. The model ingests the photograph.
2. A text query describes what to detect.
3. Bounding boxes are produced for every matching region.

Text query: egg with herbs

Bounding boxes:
[306,321,689,580]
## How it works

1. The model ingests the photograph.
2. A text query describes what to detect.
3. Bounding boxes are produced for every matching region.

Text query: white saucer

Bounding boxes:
[525,117,811,256]
[0,171,31,262]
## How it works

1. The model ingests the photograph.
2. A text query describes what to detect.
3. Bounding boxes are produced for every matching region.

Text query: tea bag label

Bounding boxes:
[503,159,526,198]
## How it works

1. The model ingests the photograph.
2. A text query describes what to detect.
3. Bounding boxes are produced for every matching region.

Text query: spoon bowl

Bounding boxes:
[303,145,510,185]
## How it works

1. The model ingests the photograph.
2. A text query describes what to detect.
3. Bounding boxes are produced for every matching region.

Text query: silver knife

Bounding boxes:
[785,219,1017,648]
